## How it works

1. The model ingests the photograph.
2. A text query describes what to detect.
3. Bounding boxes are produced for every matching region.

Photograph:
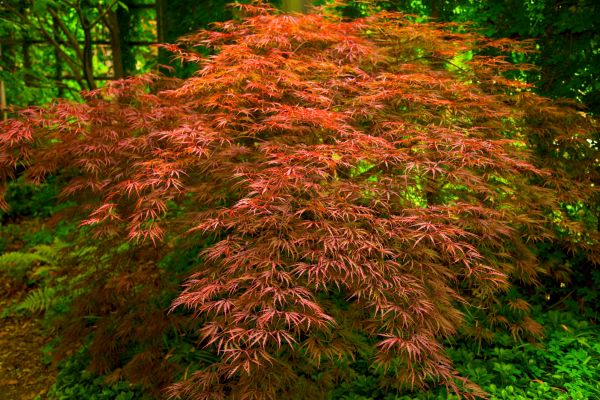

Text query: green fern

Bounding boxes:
[34,241,68,260]
[18,287,57,313]
[0,239,66,281]
[0,252,47,280]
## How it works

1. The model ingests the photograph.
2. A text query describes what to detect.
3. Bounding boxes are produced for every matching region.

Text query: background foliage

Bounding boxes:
[2,1,598,113]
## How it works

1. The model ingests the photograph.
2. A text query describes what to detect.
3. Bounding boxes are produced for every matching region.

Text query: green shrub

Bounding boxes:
[330,308,600,400]
[46,347,151,400]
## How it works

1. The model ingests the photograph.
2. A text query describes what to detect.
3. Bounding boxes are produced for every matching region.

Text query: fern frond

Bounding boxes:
[0,240,66,281]
[17,287,57,313]
[0,252,46,280]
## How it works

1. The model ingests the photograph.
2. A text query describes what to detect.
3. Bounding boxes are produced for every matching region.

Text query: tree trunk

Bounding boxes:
[81,25,96,89]
[52,16,64,97]
[0,45,6,120]
[430,0,440,18]
[107,10,125,79]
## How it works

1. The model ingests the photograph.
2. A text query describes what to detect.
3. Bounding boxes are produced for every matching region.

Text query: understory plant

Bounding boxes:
[332,305,600,400]
[0,2,598,399]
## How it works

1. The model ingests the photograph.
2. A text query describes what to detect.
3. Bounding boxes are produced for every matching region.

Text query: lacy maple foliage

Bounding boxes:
[1,3,598,399]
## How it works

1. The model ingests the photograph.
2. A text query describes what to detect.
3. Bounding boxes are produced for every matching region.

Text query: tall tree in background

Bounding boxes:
[1,0,122,90]
[0,0,158,106]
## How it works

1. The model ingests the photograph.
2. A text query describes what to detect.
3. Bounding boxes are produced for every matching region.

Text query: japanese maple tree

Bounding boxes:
[1,3,598,399]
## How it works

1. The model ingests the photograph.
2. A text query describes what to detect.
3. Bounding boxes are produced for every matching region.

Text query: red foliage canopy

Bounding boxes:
[1,3,598,399]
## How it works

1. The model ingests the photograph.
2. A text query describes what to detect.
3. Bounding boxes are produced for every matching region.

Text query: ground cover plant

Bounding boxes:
[0,2,598,399]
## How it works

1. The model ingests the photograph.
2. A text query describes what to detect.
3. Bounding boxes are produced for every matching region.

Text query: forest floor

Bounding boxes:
[0,276,54,400]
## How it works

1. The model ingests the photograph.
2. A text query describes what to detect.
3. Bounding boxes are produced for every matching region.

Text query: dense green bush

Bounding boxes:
[331,307,600,400]
[44,347,150,400]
